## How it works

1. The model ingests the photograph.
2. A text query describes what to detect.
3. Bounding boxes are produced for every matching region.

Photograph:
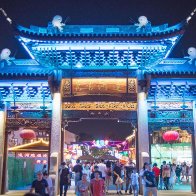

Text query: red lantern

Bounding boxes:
[19,129,36,140]
[162,130,179,142]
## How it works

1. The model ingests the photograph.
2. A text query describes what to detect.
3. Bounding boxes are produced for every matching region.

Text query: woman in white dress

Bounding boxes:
[169,167,176,189]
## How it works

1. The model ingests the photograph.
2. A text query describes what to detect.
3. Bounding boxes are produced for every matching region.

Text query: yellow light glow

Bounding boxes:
[62,102,137,111]
[8,139,49,151]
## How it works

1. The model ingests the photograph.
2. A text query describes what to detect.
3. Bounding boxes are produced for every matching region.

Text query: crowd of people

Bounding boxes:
[151,161,192,190]
[26,159,192,196]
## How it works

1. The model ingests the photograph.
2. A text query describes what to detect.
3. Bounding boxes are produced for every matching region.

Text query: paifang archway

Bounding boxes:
[0,11,196,194]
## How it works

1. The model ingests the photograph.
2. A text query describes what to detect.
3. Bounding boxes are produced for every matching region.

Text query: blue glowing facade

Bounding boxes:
[0,12,196,194]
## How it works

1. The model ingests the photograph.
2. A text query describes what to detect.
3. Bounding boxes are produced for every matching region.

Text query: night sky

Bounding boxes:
[0,0,196,140]
[0,0,196,58]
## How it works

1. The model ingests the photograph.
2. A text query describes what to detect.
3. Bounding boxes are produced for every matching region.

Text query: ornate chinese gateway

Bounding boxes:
[0,8,196,194]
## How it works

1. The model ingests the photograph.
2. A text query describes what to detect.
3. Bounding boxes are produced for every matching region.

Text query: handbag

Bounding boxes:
[115,176,124,185]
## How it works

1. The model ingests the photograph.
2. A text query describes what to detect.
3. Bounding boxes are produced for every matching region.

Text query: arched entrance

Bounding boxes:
[60,77,138,165]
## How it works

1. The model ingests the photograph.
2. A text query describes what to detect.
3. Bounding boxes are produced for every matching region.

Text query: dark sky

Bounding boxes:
[0,0,196,58]
[68,119,133,140]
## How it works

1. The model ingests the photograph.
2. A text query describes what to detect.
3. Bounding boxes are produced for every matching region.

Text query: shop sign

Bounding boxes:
[16,152,48,158]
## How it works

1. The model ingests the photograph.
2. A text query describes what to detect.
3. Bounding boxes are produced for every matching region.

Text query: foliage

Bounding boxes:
[90,146,111,158]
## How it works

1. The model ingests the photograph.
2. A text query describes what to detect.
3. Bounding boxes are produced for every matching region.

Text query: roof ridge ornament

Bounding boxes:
[134,16,152,33]
[0,8,12,24]
[52,15,66,33]
[0,48,14,67]
[184,47,196,66]
[186,7,196,23]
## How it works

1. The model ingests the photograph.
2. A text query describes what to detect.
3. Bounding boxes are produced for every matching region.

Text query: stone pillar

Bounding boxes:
[50,93,62,196]
[192,101,196,193]
[0,104,6,194]
[137,89,150,194]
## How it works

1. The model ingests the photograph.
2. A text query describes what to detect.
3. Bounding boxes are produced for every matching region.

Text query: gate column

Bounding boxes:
[50,92,62,195]
[0,103,7,194]
[137,85,150,194]
[192,101,196,193]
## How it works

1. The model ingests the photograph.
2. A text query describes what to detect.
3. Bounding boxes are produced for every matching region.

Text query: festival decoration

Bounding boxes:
[162,130,179,142]
[19,129,36,140]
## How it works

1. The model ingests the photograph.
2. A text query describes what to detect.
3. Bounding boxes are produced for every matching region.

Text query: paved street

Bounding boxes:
[0,190,195,196]
[1,181,192,196]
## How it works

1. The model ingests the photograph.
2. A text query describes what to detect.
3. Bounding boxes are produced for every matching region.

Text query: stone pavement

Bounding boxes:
[0,190,195,196]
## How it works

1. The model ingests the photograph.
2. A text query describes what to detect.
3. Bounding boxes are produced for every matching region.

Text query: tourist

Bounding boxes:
[175,165,182,184]
[159,165,163,190]
[120,164,125,191]
[185,163,190,182]
[181,162,186,182]
[43,172,53,196]
[139,162,149,194]
[30,171,49,196]
[124,161,134,194]
[97,159,107,180]
[42,164,48,173]
[76,173,91,196]
[91,165,102,180]
[113,162,123,195]
[162,161,170,190]
[73,159,83,192]
[90,171,105,196]
[188,165,193,178]
[152,163,160,187]
[130,168,139,196]
[68,161,73,184]
[143,163,157,196]
[59,162,70,196]
[90,162,96,173]
[169,167,176,189]
[83,164,91,181]
[105,161,112,193]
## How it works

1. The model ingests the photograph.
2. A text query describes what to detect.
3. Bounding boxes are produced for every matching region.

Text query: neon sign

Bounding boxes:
[93,140,109,147]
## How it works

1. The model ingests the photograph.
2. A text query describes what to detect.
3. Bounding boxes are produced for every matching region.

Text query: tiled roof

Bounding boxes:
[146,58,196,74]
[0,59,53,76]
[15,21,186,39]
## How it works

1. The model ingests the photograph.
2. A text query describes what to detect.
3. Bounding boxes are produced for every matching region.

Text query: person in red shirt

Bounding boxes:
[152,163,160,188]
[90,171,105,196]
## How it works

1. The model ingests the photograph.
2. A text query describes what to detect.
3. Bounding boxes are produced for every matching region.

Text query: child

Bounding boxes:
[130,168,139,196]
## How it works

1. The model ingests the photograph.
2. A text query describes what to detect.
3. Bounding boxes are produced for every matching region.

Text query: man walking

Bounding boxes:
[76,173,91,196]
[152,163,160,188]
[124,161,134,194]
[97,160,107,180]
[143,163,157,196]
[91,165,102,180]
[59,162,70,196]
[30,171,49,196]
[90,171,105,196]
